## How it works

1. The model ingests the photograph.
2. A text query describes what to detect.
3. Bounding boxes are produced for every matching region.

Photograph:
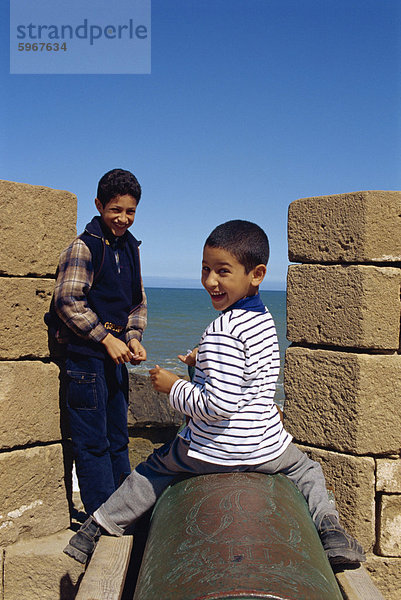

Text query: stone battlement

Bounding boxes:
[0,182,399,598]
[285,190,401,598]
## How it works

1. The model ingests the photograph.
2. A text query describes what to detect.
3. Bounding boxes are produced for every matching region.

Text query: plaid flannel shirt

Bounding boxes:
[54,237,147,344]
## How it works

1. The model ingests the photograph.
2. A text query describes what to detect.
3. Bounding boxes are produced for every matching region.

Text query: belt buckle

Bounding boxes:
[104,321,124,333]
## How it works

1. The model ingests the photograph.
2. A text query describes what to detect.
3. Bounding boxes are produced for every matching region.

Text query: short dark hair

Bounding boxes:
[96,168,142,207]
[205,220,269,273]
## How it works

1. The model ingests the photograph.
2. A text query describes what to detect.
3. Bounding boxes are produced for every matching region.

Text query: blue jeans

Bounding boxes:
[66,353,131,515]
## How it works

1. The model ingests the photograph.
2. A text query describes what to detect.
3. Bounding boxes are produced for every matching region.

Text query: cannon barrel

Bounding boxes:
[133,472,342,600]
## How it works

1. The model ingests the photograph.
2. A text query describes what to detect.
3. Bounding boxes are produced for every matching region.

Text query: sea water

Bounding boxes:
[129,288,288,406]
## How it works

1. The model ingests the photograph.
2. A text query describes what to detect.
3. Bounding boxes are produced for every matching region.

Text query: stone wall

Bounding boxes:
[0,181,85,598]
[285,191,401,600]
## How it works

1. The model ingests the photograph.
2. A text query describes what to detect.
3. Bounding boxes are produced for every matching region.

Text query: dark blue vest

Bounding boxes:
[67,217,143,358]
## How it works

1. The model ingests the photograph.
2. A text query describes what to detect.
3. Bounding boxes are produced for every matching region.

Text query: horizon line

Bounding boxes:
[142,276,286,292]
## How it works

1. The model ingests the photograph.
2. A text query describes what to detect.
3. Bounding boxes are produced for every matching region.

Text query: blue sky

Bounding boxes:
[1,0,400,289]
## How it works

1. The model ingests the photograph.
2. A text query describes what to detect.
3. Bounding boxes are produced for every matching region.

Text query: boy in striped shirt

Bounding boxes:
[64,220,365,567]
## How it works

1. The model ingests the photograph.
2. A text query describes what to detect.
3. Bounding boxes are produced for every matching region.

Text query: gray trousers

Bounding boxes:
[94,437,338,536]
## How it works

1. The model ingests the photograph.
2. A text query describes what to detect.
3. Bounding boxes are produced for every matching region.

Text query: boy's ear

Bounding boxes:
[95,197,103,213]
[251,264,267,286]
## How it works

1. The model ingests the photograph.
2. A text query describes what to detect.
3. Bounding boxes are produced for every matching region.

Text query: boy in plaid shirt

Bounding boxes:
[51,168,147,515]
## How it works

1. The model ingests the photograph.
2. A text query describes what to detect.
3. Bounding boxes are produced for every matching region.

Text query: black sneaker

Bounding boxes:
[63,516,103,564]
[318,514,366,566]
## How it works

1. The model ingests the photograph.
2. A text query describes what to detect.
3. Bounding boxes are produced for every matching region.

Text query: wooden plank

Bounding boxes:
[335,565,386,600]
[75,535,133,600]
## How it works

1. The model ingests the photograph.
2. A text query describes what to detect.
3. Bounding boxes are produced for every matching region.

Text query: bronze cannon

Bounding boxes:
[132,472,342,600]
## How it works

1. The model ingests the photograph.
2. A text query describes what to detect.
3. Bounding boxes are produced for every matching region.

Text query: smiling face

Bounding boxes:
[95,194,137,237]
[201,245,266,311]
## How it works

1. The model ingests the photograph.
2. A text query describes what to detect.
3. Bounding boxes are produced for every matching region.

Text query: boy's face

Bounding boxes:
[95,194,137,237]
[201,245,265,311]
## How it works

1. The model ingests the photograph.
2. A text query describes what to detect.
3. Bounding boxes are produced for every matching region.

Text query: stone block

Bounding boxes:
[284,347,401,455]
[0,361,62,449]
[0,548,3,598]
[288,190,401,264]
[0,180,76,277]
[0,277,55,359]
[376,458,401,493]
[128,372,183,428]
[287,264,401,349]
[365,555,401,600]
[377,495,401,557]
[128,427,179,469]
[297,444,375,551]
[0,444,70,546]
[4,529,84,600]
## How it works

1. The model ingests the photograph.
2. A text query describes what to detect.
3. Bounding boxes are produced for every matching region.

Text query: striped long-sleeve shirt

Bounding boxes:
[170,306,292,465]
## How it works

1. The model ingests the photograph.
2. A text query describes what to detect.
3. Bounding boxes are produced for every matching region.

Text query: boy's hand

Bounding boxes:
[149,365,179,394]
[101,333,135,365]
[128,339,147,365]
[177,347,198,367]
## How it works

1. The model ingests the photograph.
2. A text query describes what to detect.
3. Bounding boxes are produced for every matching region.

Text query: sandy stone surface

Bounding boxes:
[3,529,84,600]
[0,277,55,359]
[377,495,401,557]
[128,427,179,469]
[0,361,62,449]
[288,190,401,264]
[0,444,70,546]
[365,555,401,600]
[0,550,3,598]
[285,347,401,455]
[376,458,401,493]
[0,179,77,277]
[296,444,375,551]
[287,264,401,349]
